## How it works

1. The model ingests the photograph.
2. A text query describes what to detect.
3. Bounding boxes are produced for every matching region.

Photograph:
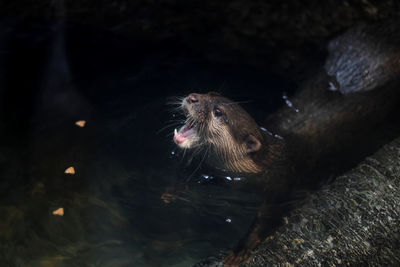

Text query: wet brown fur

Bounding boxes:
[181,92,285,174]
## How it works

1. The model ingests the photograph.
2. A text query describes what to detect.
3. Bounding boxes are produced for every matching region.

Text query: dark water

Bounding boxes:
[0,20,293,266]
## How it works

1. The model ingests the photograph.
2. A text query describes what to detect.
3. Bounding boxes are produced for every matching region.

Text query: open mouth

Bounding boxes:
[173,120,198,148]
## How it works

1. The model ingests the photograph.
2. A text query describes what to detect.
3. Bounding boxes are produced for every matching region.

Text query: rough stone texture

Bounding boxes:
[2,0,400,78]
[325,21,400,94]
[195,137,400,266]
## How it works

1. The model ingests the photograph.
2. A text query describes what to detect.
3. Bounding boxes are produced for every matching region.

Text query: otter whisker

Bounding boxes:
[166,96,186,106]
[181,146,189,163]
[164,118,185,123]
[166,105,185,113]
[157,121,184,134]
[163,119,186,126]
[166,95,185,102]
[166,97,186,114]
[186,144,210,182]
[158,120,183,129]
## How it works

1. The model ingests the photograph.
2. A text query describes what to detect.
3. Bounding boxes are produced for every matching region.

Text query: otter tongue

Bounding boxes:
[174,124,195,144]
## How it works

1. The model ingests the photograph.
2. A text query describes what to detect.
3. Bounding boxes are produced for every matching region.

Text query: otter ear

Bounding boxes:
[244,135,262,153]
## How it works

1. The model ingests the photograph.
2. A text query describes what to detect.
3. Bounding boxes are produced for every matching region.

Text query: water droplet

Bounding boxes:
[201,174,211,180]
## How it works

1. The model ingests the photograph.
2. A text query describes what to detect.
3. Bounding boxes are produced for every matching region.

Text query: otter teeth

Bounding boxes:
[173,124,198,148]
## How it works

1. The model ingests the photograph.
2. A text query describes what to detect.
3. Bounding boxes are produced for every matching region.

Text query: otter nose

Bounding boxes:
[186,94,199,104]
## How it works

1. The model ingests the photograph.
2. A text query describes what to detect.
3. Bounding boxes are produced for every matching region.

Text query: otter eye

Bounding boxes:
[213,108,223,117]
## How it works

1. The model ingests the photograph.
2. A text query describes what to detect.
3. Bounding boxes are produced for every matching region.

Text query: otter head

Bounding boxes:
[173,92,265,173]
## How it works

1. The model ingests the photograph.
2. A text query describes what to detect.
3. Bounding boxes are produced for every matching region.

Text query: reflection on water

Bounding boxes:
[282,93,299,113]
[0,19,289,266]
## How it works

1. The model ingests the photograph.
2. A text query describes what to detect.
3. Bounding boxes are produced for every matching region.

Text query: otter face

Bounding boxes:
[173,92,264,173]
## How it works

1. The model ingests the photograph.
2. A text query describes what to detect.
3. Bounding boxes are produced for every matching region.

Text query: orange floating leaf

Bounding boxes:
[75,120,86,127]
[52,207,64,216]
[64,167,76,174]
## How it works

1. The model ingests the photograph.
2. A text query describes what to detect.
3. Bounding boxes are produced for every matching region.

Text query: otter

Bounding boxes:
[173,92,284,174]
[172,21,400,265]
